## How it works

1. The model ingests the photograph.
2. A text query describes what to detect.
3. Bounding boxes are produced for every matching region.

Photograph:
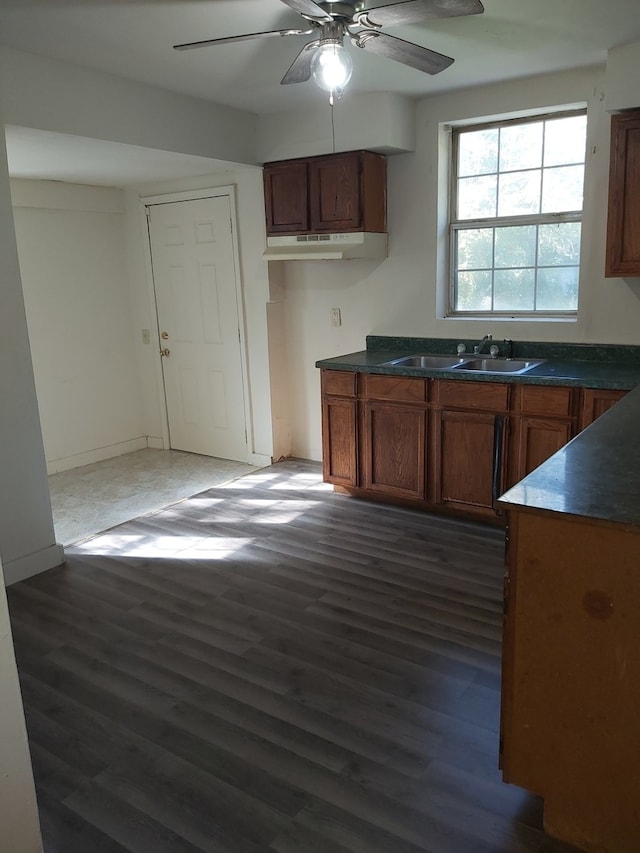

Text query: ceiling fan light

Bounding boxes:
[310,40,353,92]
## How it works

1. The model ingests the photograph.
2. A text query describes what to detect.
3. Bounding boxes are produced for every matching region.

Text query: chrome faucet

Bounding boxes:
[474,334,493,355]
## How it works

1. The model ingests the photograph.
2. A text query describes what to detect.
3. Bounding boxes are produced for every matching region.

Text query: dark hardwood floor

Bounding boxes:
[7,459,575,852]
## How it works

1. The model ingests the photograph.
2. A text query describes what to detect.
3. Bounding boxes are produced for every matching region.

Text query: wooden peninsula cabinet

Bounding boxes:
[263,151,386,236]
[499,386,640,852]
[606,109,640,277]
[320,367,629,523]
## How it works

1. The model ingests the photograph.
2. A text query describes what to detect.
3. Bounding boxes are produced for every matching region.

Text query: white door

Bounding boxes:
[147,195,247,461]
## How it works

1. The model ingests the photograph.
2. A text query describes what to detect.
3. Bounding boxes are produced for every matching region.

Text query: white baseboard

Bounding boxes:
[248,453,272,468]
[46,437,149,474]
[146,436,166,450]
[3,543,65,586]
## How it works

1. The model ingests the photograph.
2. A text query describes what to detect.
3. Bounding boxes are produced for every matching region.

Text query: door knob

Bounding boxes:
[160,348,170,357]
[161,331,169,340]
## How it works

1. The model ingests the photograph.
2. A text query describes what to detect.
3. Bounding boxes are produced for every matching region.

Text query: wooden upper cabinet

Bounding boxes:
[263,150,386,236]
[606,110,640,277]
[263,160,309,234]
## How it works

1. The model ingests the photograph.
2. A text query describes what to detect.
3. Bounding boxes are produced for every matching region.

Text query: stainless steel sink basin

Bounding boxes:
[385,355,471,369]
[452,358,545,374]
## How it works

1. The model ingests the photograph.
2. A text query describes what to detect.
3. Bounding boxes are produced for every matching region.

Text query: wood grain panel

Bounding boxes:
[433,410,499,515]
[363,373,426,403]
[514,416,573,481]
[579,387,627,430]
[515,385,575,418]
[321,369,357,397]
[263,161,308,234]
[322,397,358,486]
[433,381,510,412]
[362,402,426,500]
[502,510,640,852]
[606,111,640,276]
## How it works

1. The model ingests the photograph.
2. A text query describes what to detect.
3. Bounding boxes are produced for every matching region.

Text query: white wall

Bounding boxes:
[281,65,640,461]
[0,557,42,853]
[0,46,257,165]
[11,180,146,473]
[0,126,62,584]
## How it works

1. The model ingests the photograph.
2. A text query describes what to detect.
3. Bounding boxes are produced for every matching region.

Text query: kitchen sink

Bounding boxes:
[385,354,472,369]
[452,358,545,374]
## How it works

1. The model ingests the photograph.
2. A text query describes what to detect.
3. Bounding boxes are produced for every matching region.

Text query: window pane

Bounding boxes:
[495,225,536,268]
[544,115,587,166]
[537,267,579,311]
[541,165,584,212]
[499,122,543,171]
[538,222,581,265]
[498,170,541,216]
[457,175,497,218]
[494,269,535,311]
[458,128,499,177]
[457,228,493,270]
[456,271,492,311]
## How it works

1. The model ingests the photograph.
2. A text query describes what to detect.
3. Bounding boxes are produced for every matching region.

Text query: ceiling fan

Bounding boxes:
[174,0,485,96]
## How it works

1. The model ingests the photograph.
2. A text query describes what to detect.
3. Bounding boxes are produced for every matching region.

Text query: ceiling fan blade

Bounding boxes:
[280,0,332,22]
[281,39,320,84]
[354,0,484,28]
[174,28,312,51]
[354,30,453,74]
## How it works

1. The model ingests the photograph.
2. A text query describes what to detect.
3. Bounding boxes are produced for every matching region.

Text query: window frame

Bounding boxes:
[448,108,587,318]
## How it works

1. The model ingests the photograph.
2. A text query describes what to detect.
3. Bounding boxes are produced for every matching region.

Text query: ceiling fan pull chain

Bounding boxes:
[330,95,336,153]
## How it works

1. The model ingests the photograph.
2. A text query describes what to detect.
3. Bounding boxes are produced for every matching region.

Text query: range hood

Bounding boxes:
[263,232,388,261]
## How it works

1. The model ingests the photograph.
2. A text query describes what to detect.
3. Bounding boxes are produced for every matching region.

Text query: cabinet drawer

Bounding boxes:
[321,370,357,397]
[433,380,509,411]
[363,373,426,403]
[515,385,575,418]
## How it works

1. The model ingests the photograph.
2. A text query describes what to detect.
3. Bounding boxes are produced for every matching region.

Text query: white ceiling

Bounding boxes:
[0,0,639,115]
[1,0,640,188]
[4,126,247,188]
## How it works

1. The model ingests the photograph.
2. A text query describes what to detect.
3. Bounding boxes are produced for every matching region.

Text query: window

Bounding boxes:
[449,110,587,316]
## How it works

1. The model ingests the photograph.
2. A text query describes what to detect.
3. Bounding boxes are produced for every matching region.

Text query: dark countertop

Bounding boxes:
[316,344,640,390]
[498,383,640,527]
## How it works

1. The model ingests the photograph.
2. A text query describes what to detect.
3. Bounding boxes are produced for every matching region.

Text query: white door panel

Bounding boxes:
[148,195,247,461]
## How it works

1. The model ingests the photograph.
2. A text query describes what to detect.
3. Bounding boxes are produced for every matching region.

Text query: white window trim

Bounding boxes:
[447,108,587,319]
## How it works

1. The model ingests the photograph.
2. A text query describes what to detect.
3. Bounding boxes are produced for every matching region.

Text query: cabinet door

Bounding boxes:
[606,111,640,277]
[579,388,627,431]
[322,397,357,486]
[362,401,426,500]
[308,153,361,232]
[264,161,308,234]
[432,409,507,517]
[514,416,573,482]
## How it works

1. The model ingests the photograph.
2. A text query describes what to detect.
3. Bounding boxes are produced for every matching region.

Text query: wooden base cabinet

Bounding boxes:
[361,373,427,501]
[363,401,426,500]
[321,370,358,487]
[501,509,640,852]
[319,369,629,523]
[432,409,507,517]
[431,380,510,519]
[511,385,577,484]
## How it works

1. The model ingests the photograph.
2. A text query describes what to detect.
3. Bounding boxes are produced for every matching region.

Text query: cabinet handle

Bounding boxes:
[492,414,505,505]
